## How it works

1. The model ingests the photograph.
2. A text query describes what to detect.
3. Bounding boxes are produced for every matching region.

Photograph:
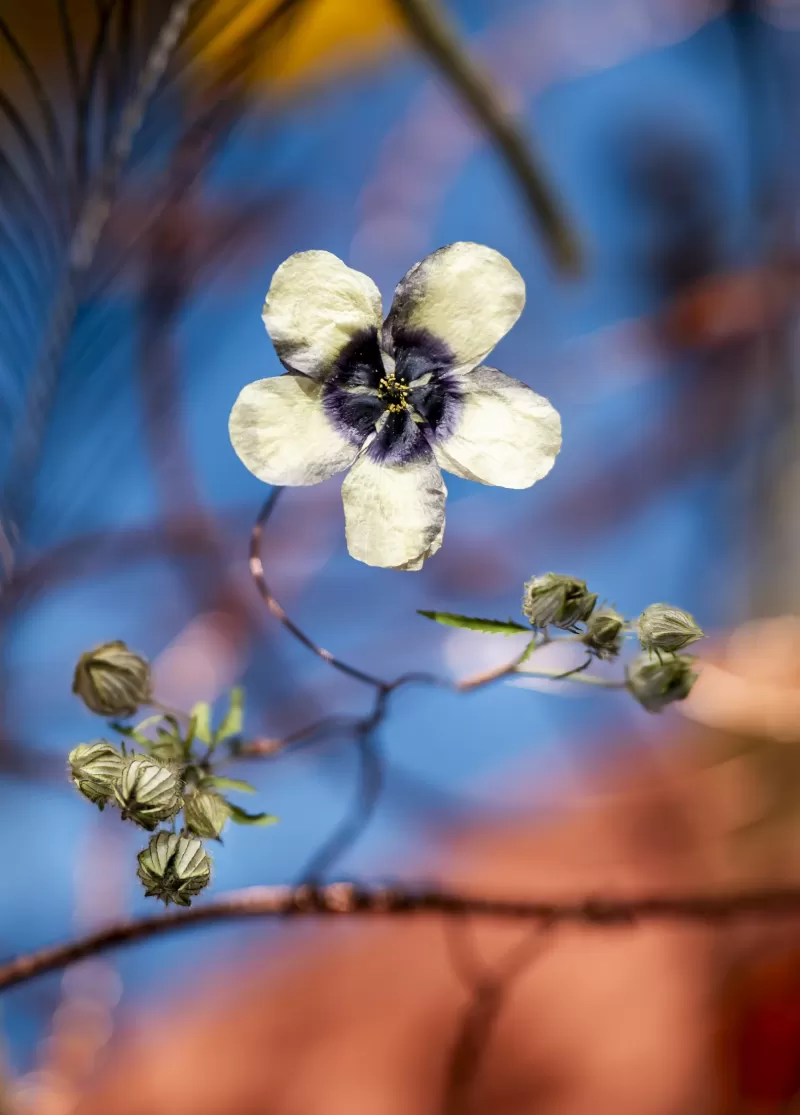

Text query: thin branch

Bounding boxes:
[442,923,552,1114]
[455,640,538,692]
[294,733,384,884]
[6,883,800,994]
[392,0,581,275]
[513,667,627,688]
[249,491,389,689]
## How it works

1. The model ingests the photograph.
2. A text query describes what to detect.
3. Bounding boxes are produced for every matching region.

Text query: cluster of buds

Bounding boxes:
[68,644,275,906]
[519,575,705,713]
[624,603,704,713]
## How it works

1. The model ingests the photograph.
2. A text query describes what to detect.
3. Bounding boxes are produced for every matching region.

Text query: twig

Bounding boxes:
[392,0,581,275]
[295,733,384,884]
[514,666,627,688]
[249,490,389,689]
[455,641,537,692]
[442,922,552,1114]
[6,883,800,994]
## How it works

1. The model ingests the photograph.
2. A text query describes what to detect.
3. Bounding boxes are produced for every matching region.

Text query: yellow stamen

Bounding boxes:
[377,371,410,413]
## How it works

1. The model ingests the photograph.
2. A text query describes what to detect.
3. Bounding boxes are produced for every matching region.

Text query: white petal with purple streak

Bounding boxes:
[263,251,382,379]
[383,243,525,372]
[433,367,561,488]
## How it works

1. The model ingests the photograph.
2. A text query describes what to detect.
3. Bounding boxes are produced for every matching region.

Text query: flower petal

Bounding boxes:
[341,436,447,569]
[263,251,383,379]
[434,367,561,489]
[394,509,446,571]
[229,374,359,486]
[383,243,525,372]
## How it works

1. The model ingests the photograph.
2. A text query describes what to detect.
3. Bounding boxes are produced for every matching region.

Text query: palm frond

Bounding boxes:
[0,0,309,579]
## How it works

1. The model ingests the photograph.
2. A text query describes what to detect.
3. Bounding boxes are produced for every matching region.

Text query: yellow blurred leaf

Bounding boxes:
[195,0,402,93]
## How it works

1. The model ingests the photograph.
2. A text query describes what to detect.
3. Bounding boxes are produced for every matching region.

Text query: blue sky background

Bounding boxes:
[0,0,786,1070]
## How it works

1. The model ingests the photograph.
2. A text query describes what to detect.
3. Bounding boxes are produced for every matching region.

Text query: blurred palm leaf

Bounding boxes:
[0,0,400,579]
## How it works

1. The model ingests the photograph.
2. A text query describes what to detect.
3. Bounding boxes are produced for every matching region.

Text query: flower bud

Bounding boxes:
[68,741,125,807]
[137,832,212,906]
[72,641,152,718]
[113,758,182,829]
[582,608,625,659]
[626,652,698,713]
[183,789,230,841]
[637,604,703,655]
[522,574,597,630]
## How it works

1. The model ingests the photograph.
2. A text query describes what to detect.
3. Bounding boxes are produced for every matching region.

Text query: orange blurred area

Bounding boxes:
[193,0,403,91]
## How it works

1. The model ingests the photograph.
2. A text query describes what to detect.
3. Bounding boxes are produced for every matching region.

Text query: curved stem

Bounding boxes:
[294,733,384,884]
[5,883,800,993]
[392,0,581,275]
[249,491,388,690]
[514,667,626,688]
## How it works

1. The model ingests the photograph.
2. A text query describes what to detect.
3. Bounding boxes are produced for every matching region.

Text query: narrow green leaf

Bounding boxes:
[214,687,244,745]
[202,775,256,794]
[227,803,277,827]
[189,702,212,745]
[417,611,529,635]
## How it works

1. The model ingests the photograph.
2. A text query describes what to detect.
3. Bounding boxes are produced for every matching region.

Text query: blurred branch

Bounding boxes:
[442,921,552,1114]
[392,0,581,275]
[7,883,800,993]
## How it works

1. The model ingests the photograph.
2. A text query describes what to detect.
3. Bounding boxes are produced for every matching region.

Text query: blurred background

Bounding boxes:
[1,0,800,1109]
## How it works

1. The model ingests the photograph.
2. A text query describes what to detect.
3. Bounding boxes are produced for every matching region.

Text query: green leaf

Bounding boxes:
[417,611,529,635]
[226,803,277,827]
[214,687,244,746]
[110,714,165,749]
[189,702,212,745]
[202,775,256,794]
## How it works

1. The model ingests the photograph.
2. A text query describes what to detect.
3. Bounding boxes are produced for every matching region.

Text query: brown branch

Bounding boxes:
[442,922,553,1114]
[392,0,582,275]
[5,883,800,994]
[249,490,389,689]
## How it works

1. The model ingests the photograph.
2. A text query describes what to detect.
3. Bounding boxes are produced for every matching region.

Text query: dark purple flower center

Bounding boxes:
[322,327,462,465]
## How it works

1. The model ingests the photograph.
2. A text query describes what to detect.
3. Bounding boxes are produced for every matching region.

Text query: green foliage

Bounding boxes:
[227,803,278,827]
[66,674,277,907]
[417,611,529,635]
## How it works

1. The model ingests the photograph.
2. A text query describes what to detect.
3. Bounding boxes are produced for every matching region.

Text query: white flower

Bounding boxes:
[229,243,561,570]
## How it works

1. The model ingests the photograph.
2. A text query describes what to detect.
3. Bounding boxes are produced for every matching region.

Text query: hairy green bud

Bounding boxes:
[72,641,152,718]
[113,758,182,829]
[137,832,212,906]
[68,741,125,808]
[183,789,230,841]
[522,574,597,630]
[626,652,698,713]
[637,604,704,655]
[582,608,625,659]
